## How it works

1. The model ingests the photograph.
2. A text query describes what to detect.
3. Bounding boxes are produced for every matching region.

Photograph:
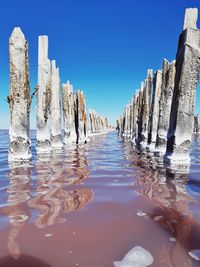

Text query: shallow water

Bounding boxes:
[0,130,200,267]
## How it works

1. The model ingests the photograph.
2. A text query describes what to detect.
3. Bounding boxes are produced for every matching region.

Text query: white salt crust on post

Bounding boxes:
[8,27,31,162]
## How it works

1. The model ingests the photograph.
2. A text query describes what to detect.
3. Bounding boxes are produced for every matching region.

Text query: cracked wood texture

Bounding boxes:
[8,27,31,161]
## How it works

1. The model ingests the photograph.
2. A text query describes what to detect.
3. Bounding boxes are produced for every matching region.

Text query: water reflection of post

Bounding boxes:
[28,155,56,228]
[7,163,31,260]
[137,167,194,267]
[28,146,93,229]
[70,145,90,184]
[62,145,92,212]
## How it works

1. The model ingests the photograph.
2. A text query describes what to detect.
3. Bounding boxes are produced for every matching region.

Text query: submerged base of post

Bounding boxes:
[36,139,52,154]
[9,136,31,162]
[51,135,63,151]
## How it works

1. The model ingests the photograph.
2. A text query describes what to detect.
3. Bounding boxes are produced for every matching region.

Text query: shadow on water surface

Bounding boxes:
[0,254,52,267]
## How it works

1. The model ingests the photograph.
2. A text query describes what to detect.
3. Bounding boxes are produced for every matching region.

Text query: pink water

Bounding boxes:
[0,130,200,266]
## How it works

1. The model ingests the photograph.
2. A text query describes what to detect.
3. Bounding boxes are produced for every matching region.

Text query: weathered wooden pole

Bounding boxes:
[102,117,105,131]
[116,119,120,134]
[97,113,101,132]
[154,59,174,153]
[8,27,31,161]
[137,83,144,143]
[93,111,98,133]
[165,8,200,164]
[132,90,139,142]
[194,115,200,133]
[119,115,122,135]
[126,103,131,138]
[122,109,126,136]
[92,110,97,133]
[101,117,104,132]
[128,103,132,137]
[51,60,63,150]
[130,95,135,139]
[140,69,153,147]
[129,103,133,138]
[75,90,88,143]
[96,114,99,132]
[62,81,76,144]
[99,116,102,132]
[101,118,104,132]
[124,105,128,137]
[93,112,97,132]
[119,115,123,135]
[96,113,99,132]
[105,117,109,131]
[121,110,124,135]
[98,116,101,132]
[148,70,162,149]
[89,110,94,133]
[36,35,51,153]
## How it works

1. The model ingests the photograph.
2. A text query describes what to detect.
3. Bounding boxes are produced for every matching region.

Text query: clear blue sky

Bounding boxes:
[0,0,200,128]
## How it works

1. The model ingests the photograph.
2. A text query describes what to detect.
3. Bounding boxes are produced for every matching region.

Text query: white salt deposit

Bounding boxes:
[113,246,153,267]
[136,211,147,217]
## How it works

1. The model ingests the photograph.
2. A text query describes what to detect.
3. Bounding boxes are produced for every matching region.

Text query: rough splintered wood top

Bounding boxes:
[183,8,198,30]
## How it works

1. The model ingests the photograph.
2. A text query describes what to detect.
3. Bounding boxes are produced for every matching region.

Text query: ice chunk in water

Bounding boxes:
[113,246,153,267]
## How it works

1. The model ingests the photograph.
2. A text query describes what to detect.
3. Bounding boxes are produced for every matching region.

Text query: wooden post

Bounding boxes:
[8,27,31,161]
[51,60,63,150]
[165,8,200,164]
[36,35,51,153]
[62,81,76,144]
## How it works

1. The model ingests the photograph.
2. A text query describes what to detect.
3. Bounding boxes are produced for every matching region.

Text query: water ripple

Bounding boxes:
[0,130,200,266]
